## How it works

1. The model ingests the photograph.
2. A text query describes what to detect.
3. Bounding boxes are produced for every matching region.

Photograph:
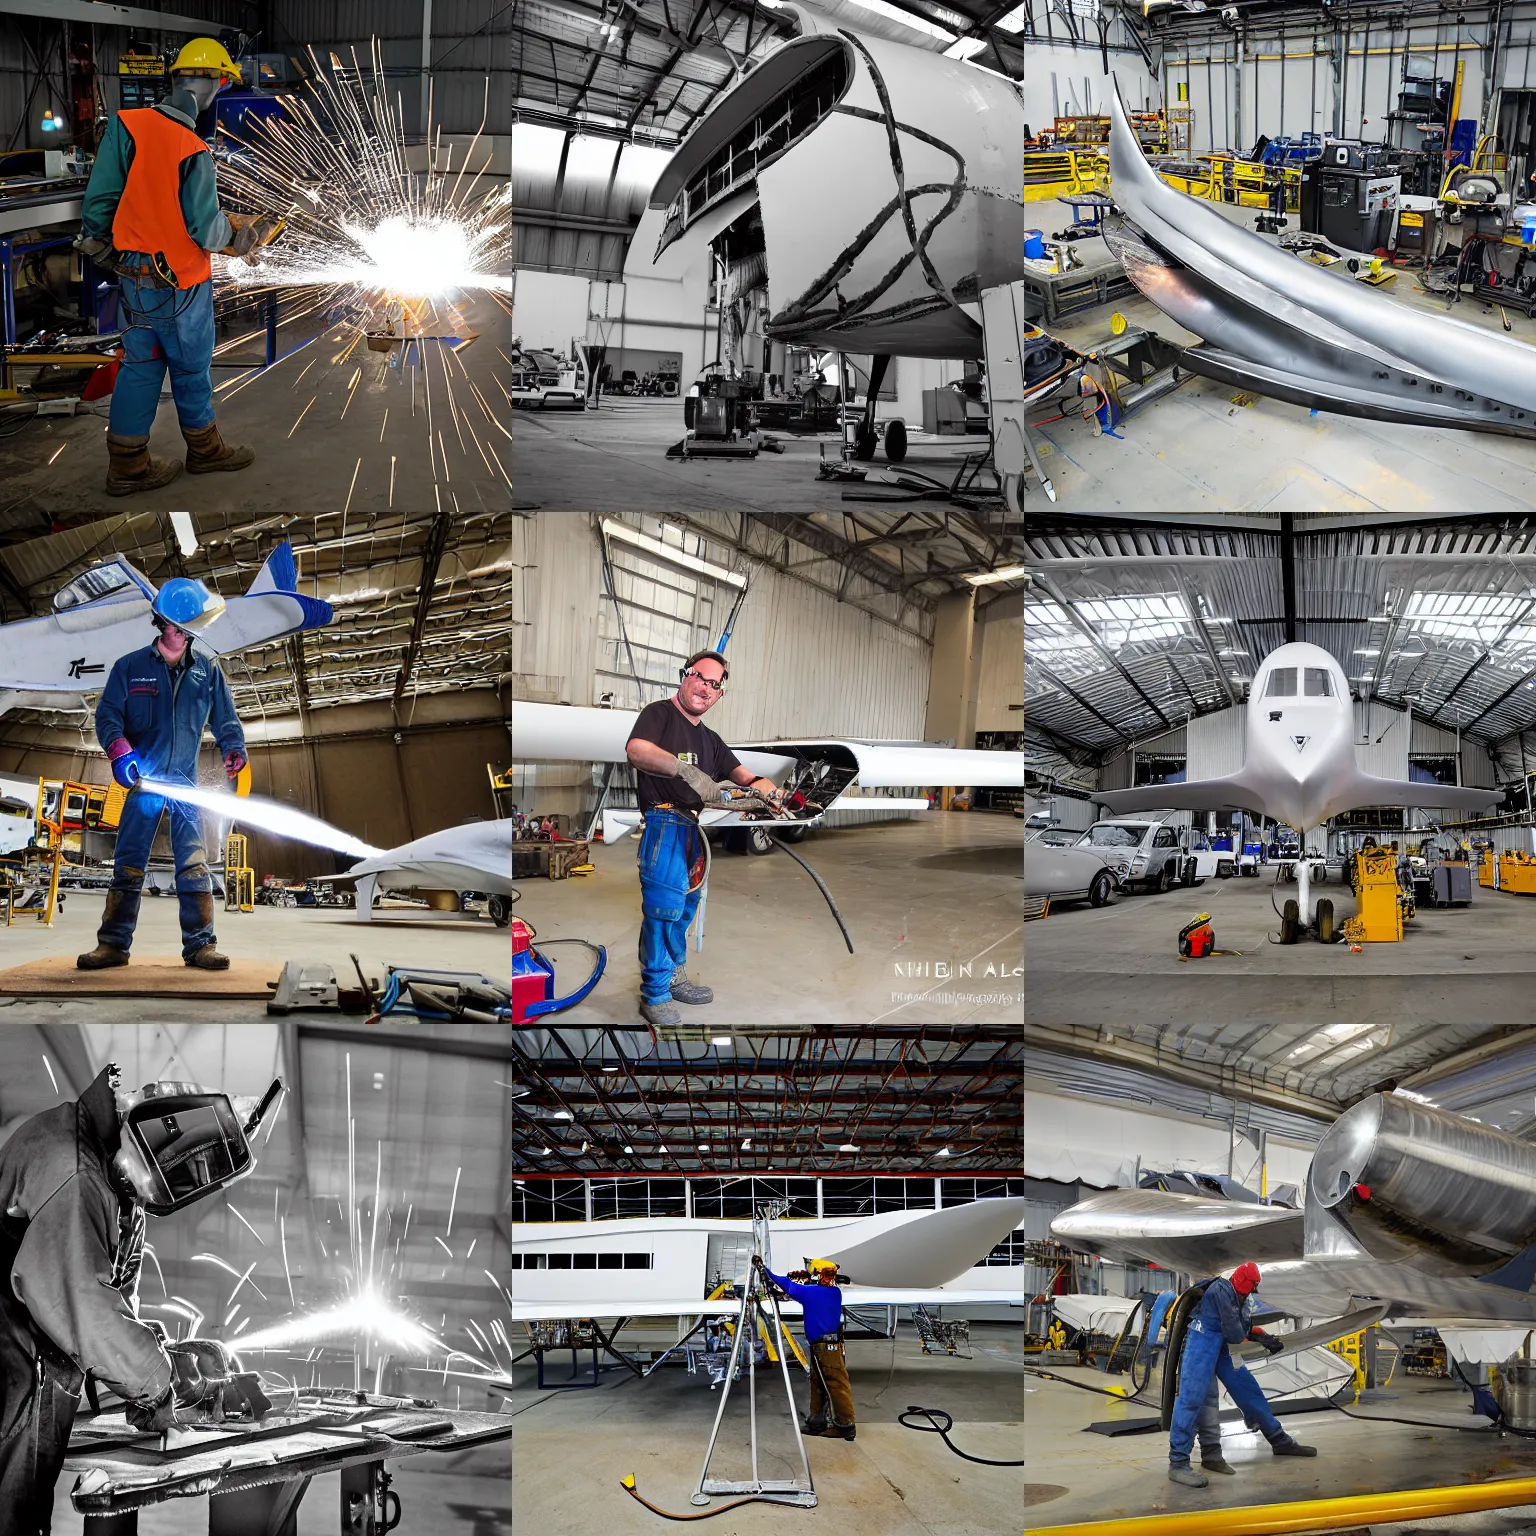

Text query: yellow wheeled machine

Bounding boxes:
[1352,845,1410,942]
[224,831,255,913]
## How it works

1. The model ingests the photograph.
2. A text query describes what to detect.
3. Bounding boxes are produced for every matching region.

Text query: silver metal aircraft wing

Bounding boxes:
[1105,76,1536,438]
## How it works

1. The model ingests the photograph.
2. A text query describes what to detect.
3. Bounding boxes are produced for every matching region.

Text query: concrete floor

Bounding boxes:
[509,395,994,514]
[0,290,508,533]
[0,889,509,1023]
[1024,866,1536,1025]
[512,1320,1022,1536]
[1027,1363,1536,1533]
[48,1440,510,1534]
[518,812,1023,1025]
[1025,197,1536,514]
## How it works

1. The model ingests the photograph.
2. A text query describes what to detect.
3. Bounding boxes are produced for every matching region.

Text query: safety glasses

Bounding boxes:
[682,669,725,692]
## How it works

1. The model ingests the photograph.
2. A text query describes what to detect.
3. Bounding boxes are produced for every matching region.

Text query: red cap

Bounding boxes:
[1231,1261,1261,1294]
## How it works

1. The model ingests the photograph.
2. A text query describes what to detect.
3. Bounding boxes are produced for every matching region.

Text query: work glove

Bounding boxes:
[674,760,731,805]
[1256,1334,1285,1356]
[126,1340,233,1432]
[228,220,263,257]
[224,749,248,778]
[73,233,118,267]
[106,739,141,789]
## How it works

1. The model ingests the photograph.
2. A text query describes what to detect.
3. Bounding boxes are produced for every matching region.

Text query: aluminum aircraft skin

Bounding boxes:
[640,3,1024,360]
[1050,1093,1536,1333]
[1103,76,1536,438]
[510,1198,1026,1325]
[1091,640,1500,916]
[327,820,515,919]
[0,542,333,717]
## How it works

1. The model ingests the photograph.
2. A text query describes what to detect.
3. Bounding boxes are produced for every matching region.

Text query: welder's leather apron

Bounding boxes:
[0,1213,85,1535]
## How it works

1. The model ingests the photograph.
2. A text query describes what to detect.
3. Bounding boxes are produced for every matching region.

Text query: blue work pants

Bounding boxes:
[109,276,216,437]
[637,810,703,1006]
[1169,1317,1286,1465]
[96,788,215,959]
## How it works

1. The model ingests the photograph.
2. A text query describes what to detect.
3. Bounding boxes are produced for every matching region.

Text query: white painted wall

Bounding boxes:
[974,593,1023,734]
[509,270,592,355]
[1023,39,1158,132]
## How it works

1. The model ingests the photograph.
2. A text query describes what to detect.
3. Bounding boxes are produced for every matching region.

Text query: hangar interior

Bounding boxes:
[0,1,509,517]
[0,507,513,1015]
[1024,1025,1536,1531]
[509,0,1025,517]
[1024,1,1536,514]
[0,1020,512,1532]
[510,509,1024,1026]
[505,1026,1024,1535]
[1024,515,1536,1026]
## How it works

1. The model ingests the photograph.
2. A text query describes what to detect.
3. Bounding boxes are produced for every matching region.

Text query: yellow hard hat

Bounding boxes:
[170,38,242,83]
[807,1258,839,1273]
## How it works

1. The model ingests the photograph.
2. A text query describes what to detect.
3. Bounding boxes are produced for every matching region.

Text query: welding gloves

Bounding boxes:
[1254,1332,1285,1356]
[126,1339,242,1432]
[106,738,141,789]
[673,759,733,805]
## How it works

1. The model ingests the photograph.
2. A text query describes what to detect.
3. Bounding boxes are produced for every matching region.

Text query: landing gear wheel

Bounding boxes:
[1088,870,1113,908]
[1157,864,1175,894]
[747,826,776,855]
[853,427,878,461]
[884,419,908,462]
[488,894,511,927]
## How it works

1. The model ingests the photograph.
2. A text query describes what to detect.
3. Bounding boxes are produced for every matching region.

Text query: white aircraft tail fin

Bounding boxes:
[247,541,300,595]
[1091,773,1262,816]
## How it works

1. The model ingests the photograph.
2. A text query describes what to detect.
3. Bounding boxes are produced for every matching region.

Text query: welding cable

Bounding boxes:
[764,834,854,954]
[1023,1365,1151,1403]
[897,1406,1025,1465]
[619,1474,803,1520]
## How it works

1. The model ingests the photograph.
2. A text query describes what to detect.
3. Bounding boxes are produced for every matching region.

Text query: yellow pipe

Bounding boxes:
[1028,1476,1536,1536]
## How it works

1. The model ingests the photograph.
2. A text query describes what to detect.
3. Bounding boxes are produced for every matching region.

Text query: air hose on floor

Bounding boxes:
[897,1405,1024,1465]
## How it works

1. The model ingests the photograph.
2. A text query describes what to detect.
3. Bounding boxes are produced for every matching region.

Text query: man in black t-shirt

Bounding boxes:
[625,649,782,1027]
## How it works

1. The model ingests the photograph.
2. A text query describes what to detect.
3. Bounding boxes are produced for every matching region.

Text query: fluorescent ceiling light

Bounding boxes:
[601,519,747,588]
[965,565,1027,586]
[937,1147,951,1157]
[838,1143,859,1152]
[742,1139,751,1150]
[601,1066,618,1073]
[698,1143,710,1152]
[623,1145,634,1154]
[169,510,198,556]
[551,1110,572,1119]
[711,1036,732,1046]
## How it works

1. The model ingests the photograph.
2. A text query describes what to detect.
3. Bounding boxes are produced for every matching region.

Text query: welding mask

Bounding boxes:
[115,1078,283,1216]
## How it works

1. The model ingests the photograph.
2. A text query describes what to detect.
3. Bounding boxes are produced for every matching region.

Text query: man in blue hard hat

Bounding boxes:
[78,577,248,971]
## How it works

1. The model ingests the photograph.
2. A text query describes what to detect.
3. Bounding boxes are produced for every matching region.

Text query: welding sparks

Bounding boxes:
[236,1288,484,1362]
[138,778,380,858]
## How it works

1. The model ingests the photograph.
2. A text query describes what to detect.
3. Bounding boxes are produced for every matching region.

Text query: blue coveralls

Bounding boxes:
[637,810,704,1006]
[79,89,232,438]
[94,641,245,958]
[1169,1279,1289,1467]
[1148,1290,1225,1461]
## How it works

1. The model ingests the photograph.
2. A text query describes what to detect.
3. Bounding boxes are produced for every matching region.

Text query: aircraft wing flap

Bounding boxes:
[733,740,1024,789]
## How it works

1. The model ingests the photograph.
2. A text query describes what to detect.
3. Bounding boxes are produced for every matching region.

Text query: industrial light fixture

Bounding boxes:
[169,510,198,557]
[838,1143,859,1153]
[600,518,747,588]
[623,1145,634,1154]
[937,1146,951,1157]
[964,565,1027,587]
[536,1146,550,1156]
[711,1036,732,1046]
[600,1066,618,1073]
[698,1143,710,1152]
[580,1141,590,1153]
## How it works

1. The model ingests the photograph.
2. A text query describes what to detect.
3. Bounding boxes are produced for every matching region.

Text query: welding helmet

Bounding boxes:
[151,577,225,634]
[169,38,243,85]
[114,1078,283,1216]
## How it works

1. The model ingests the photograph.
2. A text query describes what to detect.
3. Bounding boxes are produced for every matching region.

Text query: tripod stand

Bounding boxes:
[690,1226,816,1508]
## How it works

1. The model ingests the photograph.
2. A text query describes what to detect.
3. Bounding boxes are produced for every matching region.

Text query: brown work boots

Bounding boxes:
[77,943,130,970]
[185,944,231,970]
[105,433,183,496]
[182,420,255,474]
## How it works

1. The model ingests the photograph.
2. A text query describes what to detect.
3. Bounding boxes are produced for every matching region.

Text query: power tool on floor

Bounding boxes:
[511,915,607,1023]
[1177,912,1215,958]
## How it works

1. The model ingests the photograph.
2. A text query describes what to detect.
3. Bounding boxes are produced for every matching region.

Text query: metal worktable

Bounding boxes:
[64,1395,511,1534]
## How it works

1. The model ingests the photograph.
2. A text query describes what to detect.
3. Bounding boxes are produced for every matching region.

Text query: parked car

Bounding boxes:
[1025,830,1123,909]
[1076,817,1218,894]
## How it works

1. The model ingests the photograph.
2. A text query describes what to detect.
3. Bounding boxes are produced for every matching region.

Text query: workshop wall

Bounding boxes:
[974,593,1023,734]
[1411,717,1499,788]
[1021,39,1157,136]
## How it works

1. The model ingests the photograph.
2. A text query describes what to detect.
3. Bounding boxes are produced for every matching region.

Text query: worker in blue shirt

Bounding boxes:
[754,1255,856,1440]
[1168,1262,1317,1487]
[77,578,247,973]
[76,38,263,494]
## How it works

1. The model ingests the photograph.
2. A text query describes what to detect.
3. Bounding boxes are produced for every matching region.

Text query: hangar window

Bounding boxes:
[1304,668,1333,697]
[1265,668,1298,697]
[573,1253,598,1269]
[624,1253,653,1269]
[512,1252,652,1269]
[547,1253,573,1269]
[592,1179,688,1220]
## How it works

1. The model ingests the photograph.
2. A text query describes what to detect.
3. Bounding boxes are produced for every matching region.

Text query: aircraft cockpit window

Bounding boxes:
[1264,668,1298,697]
[52,564,136,612]
[1304,668,1333,697]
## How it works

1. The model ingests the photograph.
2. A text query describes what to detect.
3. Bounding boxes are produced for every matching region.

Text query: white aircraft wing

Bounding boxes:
[323,820,514,895]
[1345,773,1503,815]
[510,1286,1022,1325]
[1090,775,1264,816]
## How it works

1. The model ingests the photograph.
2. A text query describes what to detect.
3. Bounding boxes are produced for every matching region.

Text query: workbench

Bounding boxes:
[64,1395,511,1534]
[511,838,591,879]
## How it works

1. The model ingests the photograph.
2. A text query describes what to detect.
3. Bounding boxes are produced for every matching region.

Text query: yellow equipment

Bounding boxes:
[1354,846,1406,942]
[1482,849,1536,894]
[169,38,242,82]
[224,831,254,912]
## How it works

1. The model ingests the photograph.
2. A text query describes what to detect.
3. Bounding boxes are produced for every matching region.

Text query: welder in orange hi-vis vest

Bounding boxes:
[76,39,270,496]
